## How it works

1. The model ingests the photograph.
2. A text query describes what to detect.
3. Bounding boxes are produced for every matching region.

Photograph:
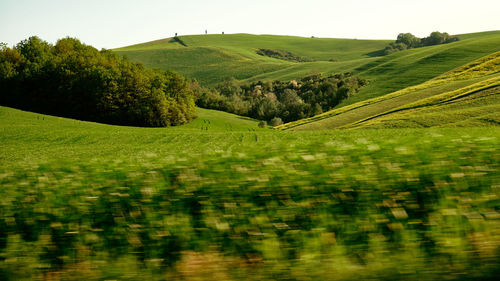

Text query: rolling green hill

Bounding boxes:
[346,31,500,105]
[115,32,500,95]
[115,32,500,131]
[278,51,500,130]
[0,106,264,163]
[114,33,391,85]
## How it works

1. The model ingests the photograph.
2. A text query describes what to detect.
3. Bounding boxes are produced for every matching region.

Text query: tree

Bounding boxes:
[279,89,302,107]
[0,44,23,79]
[0,36,196,127]
[383,31,459,56]
[312,103,323,115]
[196,73,365,124]
[216,78,242,97]
[422,31,447,46]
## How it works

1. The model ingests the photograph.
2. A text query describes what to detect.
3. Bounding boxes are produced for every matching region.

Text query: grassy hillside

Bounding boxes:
[355,85,500,128]
[278,50,500,130]
[0,106,264,164]
[1,105,500,280]
[116,33,391,62]
[114,33,391,85]
[115,32,500,98]
[346,31,500,104]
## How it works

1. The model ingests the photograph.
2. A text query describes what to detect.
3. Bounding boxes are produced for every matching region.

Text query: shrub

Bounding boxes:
[269,117,283,126]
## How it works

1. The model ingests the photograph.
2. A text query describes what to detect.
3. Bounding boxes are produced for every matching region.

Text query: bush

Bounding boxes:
[421,31,459,46]
[396,33,421,48]
[269,117,283,126]
[383,42,408,55]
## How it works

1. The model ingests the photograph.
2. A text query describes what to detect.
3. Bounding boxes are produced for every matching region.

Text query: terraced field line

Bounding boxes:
[343,76,500,129]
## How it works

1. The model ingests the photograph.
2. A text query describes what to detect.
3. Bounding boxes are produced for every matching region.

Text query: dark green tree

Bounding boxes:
[0,36,196,127]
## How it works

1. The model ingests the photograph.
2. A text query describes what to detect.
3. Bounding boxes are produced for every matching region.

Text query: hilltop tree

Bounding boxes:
[383,31,459,55]
[421,31,459,46]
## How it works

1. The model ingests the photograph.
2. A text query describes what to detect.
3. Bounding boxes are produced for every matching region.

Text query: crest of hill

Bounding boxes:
[114,31,500,90]
[114,33,391,85]
[115,33,392,61]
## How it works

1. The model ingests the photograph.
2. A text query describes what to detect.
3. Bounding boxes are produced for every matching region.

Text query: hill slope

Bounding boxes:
[0,106,264,163]
[115,31,500,94]
[346,31,500,105]
[278,51,500,130]
[114,33,391,85]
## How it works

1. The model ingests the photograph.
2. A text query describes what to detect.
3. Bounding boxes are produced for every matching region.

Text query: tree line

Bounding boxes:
[384,31,459,55]
[0,37,196,127]
[193,73,366,125]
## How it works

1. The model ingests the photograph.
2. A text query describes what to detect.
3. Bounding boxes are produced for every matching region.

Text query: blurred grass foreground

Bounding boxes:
[0,110,499,280]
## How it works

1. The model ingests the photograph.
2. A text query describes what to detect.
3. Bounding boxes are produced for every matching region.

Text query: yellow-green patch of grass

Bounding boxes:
[347,77,500,129]
[435,51,500,81]
[359,95,500,128]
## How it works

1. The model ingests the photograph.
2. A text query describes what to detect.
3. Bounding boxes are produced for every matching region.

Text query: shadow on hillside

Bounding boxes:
[236,116,257,121]
[169,37,188,47]
[364,49,386,57]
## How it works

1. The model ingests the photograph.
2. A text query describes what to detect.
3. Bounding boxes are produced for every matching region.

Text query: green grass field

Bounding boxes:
[1,105,499,280]
[114,31,500,132]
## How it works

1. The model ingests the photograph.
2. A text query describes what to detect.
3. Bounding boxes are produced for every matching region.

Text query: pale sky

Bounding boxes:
[1,0,499,49]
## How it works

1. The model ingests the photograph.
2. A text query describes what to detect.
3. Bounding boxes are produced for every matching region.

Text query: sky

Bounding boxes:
[1,0,499,49]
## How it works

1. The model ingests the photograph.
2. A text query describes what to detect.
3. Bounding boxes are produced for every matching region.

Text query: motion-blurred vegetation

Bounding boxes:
[0,106,499,280]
